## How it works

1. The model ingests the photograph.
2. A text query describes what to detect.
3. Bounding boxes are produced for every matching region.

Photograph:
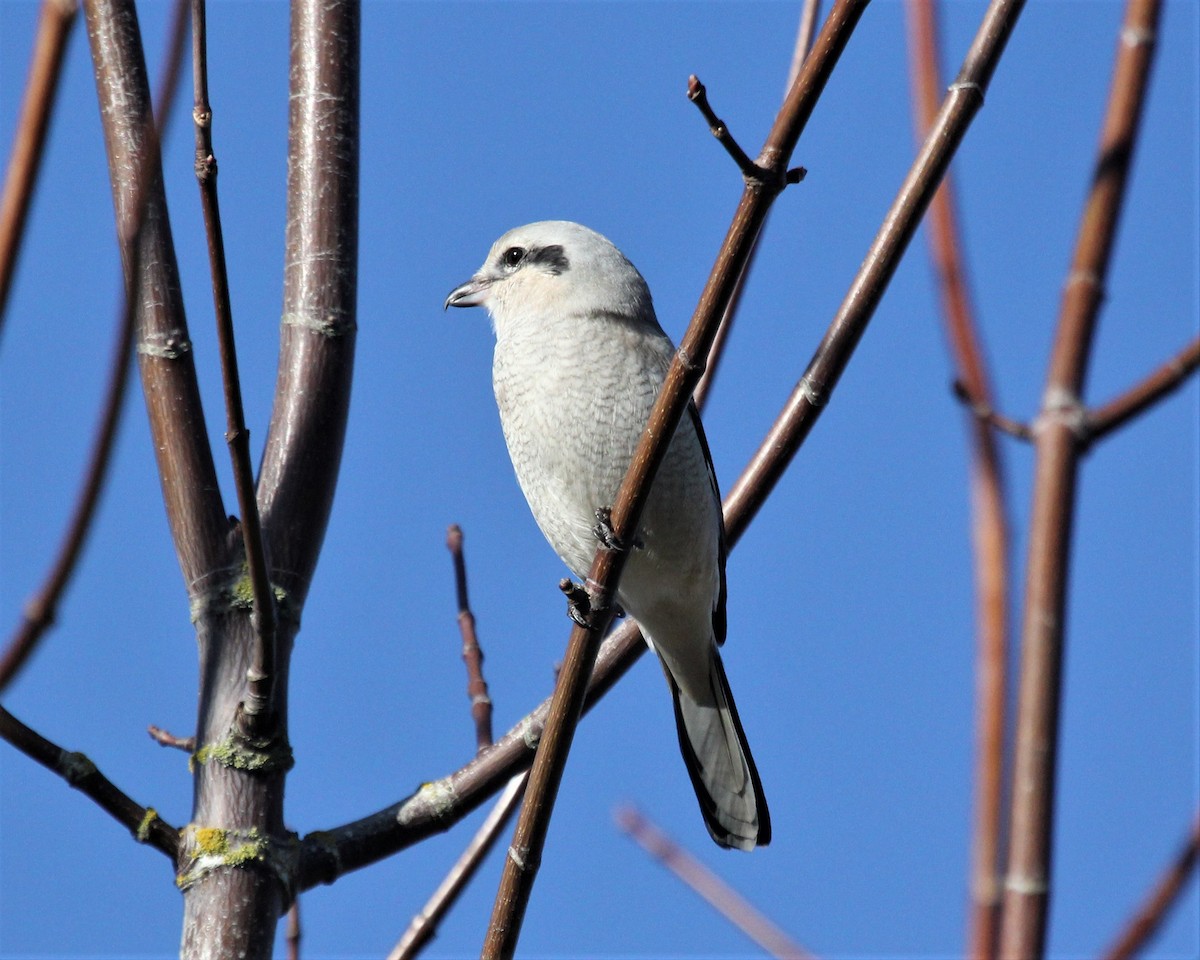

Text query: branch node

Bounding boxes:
[952,380,1033,441]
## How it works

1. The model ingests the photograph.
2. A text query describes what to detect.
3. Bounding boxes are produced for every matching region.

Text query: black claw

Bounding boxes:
[559,578,591,627]
[593,507,642,552]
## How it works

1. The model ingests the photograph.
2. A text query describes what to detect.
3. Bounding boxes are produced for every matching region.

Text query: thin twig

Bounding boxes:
[693,0,821,412]
[297,0,1030,898]
[285,899,301,960]
[953,380,1034,441]
[1100,812,1200,960]
[904,3,1014,956]
[481,4,868,955]
[448,525,493,753]
[0,704,180,859]
[999,2,1163,956]
[0,0,77,329]
[0,0,190,694]
[616,806,814,960]
[147,724,196,752]
[390,774,528,960]
[687,76,761,182]
[189,0,277,732]
[1085,336,1200,445]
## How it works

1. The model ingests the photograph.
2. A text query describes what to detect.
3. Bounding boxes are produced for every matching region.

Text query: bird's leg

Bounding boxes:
[593,506,643,552]
[559,577,624,626]
[559,578,591,627]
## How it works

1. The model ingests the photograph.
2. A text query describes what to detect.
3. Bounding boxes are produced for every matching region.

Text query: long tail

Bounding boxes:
[668,650,771,850]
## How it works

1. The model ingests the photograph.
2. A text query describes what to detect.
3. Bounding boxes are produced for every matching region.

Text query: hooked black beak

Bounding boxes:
[444,274,492,310]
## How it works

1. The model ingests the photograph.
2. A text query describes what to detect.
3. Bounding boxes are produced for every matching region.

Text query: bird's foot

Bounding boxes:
[559,578,591,627]
[593,507,642,552]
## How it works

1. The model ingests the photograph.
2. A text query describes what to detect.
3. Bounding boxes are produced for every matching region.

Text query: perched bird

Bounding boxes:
[445,221,769,850]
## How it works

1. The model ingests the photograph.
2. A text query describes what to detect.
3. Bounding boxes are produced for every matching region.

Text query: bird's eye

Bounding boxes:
[502,246,525,269]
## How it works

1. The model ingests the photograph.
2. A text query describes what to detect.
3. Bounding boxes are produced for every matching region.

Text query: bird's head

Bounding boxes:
[444,221,655,339]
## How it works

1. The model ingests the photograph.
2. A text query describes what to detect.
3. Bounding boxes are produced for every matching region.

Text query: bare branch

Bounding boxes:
[147,724,196,752]
[256,0,360,614]
[1086,336,1200,445]
[285,900,302,960]
[953,380,1034,441]
[447,525,494,753]
[84,0,228,588]
[999,2,1163,956]
[0,704,179,860]
[0,0,191,694]
[903,4,1014,956]
[480,3,870,953]
[1100,812,1200,960]
[390,774,527,960]
[724,0,1026,546]
[693,0,821,412]
[189,0,277,732]
[0,0,77,329]
[616,806,814,960]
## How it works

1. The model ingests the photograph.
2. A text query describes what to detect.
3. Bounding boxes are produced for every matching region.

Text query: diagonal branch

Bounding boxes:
[616,806,814,960]
[0,704,180,860]
[1,0,191,693]
[904,2,1012,957]
[999,2,1163,956]
[0,0,77,330]
[1100,811,1200,960]
[693,0,821,413]
[188,0,277,731]
[1085,336,1200,445]
[481,3,869,954]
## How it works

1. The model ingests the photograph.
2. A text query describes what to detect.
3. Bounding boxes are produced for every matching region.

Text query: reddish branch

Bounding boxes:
[1100,812,1200,960]
[448,525,493,752]
[904,2,1012,956]
[0,0,189,693]
[998,2,1163,957]
[693,0,821,413]
[0,0,77,327]
[616,806,814,959]
[1086,336,1200,444]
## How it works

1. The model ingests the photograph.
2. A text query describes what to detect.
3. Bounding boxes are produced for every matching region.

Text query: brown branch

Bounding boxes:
[0,704,180,860]
[447,525,493,753]
[1085,336,1200,445]
[1100,812,1200,960]
[904,4,1014,955]
[723,0,1026,545]
[0,0,190,694]
[256,0,359,614]
[482,5,867,955]
[998,2,1163,956]
[188,0,277,732]
[285,899,301,960]
[390,773,528,960]
[0,0,77,329]
[85,0,228,588]
[616,806,814,960]
[953,380,1034,441]
[147,724,196,752]
[693,0,821,412]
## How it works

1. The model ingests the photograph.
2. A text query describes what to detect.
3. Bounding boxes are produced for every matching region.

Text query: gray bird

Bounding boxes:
[445,221,770,850]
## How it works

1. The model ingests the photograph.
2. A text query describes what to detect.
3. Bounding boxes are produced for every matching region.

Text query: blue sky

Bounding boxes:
[1,1,1197,958]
